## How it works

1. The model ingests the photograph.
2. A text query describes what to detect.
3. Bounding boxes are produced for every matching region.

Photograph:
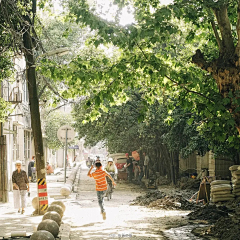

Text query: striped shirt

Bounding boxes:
[89,167,110,191]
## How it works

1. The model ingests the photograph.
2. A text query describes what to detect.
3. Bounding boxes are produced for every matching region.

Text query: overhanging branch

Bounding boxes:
[165,75,213,102]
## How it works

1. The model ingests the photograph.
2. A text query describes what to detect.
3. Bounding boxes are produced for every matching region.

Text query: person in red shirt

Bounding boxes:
[88,162,116,220]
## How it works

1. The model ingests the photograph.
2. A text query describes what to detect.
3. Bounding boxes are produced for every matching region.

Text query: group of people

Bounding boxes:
[125,152,150,184]
[12,156,54,214]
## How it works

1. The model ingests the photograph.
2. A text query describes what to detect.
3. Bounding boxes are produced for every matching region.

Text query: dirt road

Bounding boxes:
[65,166,196,240]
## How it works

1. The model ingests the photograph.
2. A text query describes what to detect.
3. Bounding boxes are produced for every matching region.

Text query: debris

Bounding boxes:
[131,190,197,210]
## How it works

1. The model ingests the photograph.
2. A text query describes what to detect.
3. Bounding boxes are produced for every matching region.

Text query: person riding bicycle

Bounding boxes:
[104,158,117,190]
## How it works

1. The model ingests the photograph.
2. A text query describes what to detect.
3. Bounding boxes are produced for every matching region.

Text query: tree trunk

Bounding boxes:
[22,24,48,214]
[192,50,240,134]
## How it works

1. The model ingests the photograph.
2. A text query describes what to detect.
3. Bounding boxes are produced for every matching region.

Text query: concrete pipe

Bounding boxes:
[30,230,55,240]
[11,231,26,237]
[60,186,71,197]
[50,201,66,212]
[37,219,59,238]
[42,211,62,226]
[47,205,64,218]
[32,197,39,210]
[65,183,72,189]
[66,182,73,187]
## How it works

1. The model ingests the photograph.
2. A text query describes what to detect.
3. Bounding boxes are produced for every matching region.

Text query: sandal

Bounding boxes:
[21,210,25,214]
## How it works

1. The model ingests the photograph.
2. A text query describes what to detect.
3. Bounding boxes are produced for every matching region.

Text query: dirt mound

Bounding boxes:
[132,190,166,206]
[188,205,228,223]
[131,190,197,210]
[208,217,240,240]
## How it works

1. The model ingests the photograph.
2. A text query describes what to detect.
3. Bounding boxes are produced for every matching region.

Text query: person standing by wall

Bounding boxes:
[88,162,116,220]
[12,160,29,214]
[126,153,133,182]
[28,156,35,182]
[143,152,150,179]
[46,162,54,175]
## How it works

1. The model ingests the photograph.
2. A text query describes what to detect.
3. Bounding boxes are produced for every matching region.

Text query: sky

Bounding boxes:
[87,0,174,26]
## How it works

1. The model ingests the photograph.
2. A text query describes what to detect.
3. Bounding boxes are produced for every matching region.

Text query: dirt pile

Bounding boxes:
[188,205,229,223]
[132,190,166,206]
[190,205,240,240]
[131,190,197,210]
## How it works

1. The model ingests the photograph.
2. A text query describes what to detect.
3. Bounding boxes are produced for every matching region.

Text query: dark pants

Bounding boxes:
[138,171,144,184]
[97,190,106,213]
[128,168,133,182]
[144,165,149,179]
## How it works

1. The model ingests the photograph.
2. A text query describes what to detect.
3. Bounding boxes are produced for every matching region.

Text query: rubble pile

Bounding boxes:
[149,195,196,210]
[132,191,166,206]
[230,165,240,199]
[210,180,234,203]
[132,190,196,210]
[178,177,200,190]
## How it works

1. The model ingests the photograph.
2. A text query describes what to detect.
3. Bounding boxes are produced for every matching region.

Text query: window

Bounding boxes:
[24,131,31,160]
[12,125,19,161]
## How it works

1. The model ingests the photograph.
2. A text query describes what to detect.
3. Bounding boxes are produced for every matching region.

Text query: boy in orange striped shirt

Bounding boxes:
[88,162,116,220]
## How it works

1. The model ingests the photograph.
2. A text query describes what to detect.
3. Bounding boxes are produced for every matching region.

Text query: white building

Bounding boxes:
[2,56,34,189]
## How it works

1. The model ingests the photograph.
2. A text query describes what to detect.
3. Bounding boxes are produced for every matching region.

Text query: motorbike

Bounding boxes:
[105,172,115,200]
[86,160,92,168]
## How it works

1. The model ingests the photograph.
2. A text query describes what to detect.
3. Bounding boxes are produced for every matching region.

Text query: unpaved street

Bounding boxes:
[65,166,195,240]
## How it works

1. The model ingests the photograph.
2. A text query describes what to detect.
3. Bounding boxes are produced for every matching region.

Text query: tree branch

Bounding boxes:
[46,101,75,116]
[213,5,235,57]
[165,75,213,101]
[210,20,222,52]
[38,84,47,99]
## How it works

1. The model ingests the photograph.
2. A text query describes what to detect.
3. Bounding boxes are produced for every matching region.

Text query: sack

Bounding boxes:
[211,180,230,186]
[231,170,240,175]
[229,165,240,171]
[211,197,234,203]
[211,184,232,193]
[210,190,231,196]
[232,179,240,184]
[211,193,234,202]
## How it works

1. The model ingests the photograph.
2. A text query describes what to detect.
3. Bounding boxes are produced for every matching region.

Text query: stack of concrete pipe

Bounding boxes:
[60,163,80,197]
[30,201,66,240]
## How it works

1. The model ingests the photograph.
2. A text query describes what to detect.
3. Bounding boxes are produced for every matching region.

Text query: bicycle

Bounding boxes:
[105,173,115,201]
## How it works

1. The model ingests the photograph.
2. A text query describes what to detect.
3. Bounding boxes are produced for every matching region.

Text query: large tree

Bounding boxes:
[60,0,240,143]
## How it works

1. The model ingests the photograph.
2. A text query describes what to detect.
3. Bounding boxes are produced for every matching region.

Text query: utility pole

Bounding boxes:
[22,2,48,214]
[0,81,8,202]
